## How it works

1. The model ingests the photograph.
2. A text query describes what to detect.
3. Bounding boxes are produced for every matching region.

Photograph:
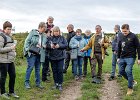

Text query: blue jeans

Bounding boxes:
[111,52,120,77]
[25,54,41,86]
[50,59,64,84]
[119,58,135,89]
[72,56,83,76]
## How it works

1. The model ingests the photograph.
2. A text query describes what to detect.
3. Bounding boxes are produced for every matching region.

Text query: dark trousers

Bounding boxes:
[83,56,91,76]
[91,53,103,78]
[64,51,73,73]
[0,63,16,94]
[42,56,50,81]
[50,59,64,84]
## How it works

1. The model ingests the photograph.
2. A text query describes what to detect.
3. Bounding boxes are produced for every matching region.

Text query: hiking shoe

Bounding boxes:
[25,83,31,89]
[58,84,63,91]
[9,93,19,98]
[75,75,79,81]
[108,76,115,81]
[96,78,102,84]
[117,74,122,78]
[92,77,97,83]
[36,85,44,89]
[126,88,133,95]
[51,83,59,90]
[1,93,10,99]
[133,80,137,87]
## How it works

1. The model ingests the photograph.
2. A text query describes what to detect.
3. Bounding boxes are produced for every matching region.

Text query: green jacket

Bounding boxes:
[23,29,47,62]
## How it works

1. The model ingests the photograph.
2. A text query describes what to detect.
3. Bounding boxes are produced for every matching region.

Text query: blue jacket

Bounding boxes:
[112,32,123,52]
[69,35,85,57]
[83,35,92,57]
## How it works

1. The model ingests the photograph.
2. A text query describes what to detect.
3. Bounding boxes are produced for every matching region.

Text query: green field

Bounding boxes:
[1,33,140,100]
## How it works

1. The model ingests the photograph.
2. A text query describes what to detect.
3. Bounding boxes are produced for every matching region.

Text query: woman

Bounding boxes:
[0,21,19,99]
[46,26,67,91]
[23,22,47,89]
[83,30,92,77]
[69,29,85,80]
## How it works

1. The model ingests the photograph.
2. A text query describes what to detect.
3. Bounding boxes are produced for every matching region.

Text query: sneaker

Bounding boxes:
[92,77,97,83]
[133,80,137,87]
[36,85,44,89]
[108,76,115,81]
[75,75,79,81]
[117,74,122,78]
[1,93,10,99]
[126,88,133,95]
[51,83,59,90]
[96,78,102,84]
[9,93,19,98]
[25,83,31,89]
[58,84,63,91]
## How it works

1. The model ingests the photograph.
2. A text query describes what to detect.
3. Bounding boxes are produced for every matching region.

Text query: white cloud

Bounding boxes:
[0,0,140,33]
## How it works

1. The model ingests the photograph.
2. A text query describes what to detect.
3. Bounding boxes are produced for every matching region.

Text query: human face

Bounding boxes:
[4,27,12,35]
[39,25,47,33]
[53,30,60,36]
[85,32,91,36]
[76,31,81,36]
[95,26,102,34]
[122,29,130,36]
[114,27,119,33]
[47,18,53,25]
[67,26,73,33]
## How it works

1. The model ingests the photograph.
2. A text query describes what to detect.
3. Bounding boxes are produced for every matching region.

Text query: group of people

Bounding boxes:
[0,16,140,99]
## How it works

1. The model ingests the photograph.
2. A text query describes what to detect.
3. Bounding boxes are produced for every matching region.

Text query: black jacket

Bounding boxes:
[118,32,140,59]
[66,31,75,50]
[46,35,68,60]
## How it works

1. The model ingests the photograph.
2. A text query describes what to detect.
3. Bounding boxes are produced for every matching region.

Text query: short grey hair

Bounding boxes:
[85,29,92,33]
[38,22,46,29]
[115,24,121,31]
[47,16,54,20]
[67,24,74,29]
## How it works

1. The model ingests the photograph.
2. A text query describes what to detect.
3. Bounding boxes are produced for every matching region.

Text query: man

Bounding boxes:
[118,24,140,95]
[81,25,109,84]
[109,25,123,81]
[24,22,47,89]
[42,16,54,82]
[63,24,75,73]
[0,21,19,99]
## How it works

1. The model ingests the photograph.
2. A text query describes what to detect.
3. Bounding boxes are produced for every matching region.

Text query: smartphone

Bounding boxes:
[53,42,57,45]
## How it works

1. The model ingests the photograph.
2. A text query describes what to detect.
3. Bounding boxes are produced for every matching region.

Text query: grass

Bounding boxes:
[1,47,140,100]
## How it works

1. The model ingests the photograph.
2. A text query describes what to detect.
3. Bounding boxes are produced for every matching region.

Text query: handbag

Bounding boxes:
[29,45,40,55]
[70,49,78,60]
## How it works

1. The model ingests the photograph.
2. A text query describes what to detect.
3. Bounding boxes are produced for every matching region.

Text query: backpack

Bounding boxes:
[0,33,13,47]
[0,33,7,47]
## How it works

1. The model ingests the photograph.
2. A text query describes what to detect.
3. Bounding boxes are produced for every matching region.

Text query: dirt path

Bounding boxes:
[100,73,122,100]
[57,81,82,100]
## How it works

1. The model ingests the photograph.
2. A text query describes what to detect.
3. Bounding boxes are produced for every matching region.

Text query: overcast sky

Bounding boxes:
[0,0,140,33]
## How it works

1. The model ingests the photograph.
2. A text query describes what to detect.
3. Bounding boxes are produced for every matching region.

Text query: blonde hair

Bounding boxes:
[52,26,61,35]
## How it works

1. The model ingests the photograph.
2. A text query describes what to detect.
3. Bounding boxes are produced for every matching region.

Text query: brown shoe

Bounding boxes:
[126,88,133,95]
